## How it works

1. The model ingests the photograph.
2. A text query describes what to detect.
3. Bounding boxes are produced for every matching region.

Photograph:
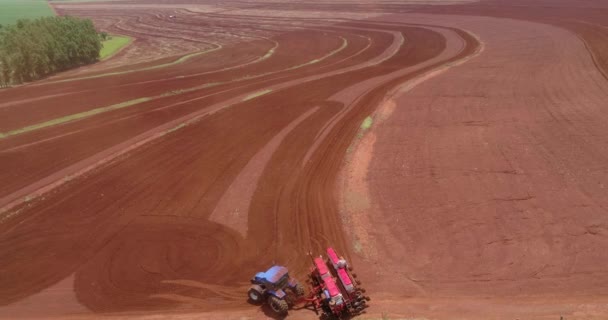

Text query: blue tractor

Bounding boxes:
[248,265,305,315]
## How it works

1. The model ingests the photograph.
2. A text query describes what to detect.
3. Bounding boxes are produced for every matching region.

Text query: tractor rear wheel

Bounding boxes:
[248,285,264,304]
[268,296,289,315]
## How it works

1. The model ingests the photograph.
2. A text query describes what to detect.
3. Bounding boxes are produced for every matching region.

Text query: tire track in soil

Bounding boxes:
[0,26,387,215]
[0,30,339,131]
[354,13,608,313]
[0,21,458,314]
[5,1,604,319]
[0,28,374,201]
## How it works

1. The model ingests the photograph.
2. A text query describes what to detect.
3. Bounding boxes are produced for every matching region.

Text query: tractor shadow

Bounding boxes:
[249,300,362,320]
[247,298,287,320]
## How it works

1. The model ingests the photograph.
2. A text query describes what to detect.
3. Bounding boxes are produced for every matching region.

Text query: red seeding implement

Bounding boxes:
[247,247,369,318]
[302,247,370,319]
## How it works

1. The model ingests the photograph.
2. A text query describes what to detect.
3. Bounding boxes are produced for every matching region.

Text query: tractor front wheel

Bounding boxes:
[248,285,264,304]
[268,296,289,315]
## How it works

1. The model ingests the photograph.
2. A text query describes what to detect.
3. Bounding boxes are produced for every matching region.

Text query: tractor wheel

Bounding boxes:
[247,285,264,304]
[293,282,306,297]
[268,296,289,315]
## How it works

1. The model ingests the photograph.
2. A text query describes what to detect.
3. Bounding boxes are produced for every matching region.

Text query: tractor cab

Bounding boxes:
[252,265,291,292]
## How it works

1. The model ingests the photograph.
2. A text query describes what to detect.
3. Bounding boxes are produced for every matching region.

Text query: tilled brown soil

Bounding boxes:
[342,3,608,319]
[1,0,607,319]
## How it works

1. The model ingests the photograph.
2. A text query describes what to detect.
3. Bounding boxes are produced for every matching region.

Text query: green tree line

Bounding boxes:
[0,16,102,86]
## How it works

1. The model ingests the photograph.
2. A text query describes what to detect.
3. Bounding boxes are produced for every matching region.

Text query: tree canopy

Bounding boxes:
[0,16,102,86]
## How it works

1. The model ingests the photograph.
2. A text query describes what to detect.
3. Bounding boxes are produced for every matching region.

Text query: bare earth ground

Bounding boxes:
[1,0,608,319]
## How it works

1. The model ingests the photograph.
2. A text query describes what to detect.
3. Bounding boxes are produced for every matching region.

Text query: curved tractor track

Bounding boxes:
[2,0,608,319]
[0,2,477,318]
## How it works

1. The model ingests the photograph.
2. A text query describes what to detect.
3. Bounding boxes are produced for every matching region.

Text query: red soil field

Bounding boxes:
[1,0,608,319]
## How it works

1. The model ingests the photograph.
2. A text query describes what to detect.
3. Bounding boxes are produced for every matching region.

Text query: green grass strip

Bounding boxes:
[354,116,374,140]
[285,37,347,70]
[51,0,128,2]
[0,97,150,139]
[164,123,186,135]
[1,36,348,138]
[53,45,222,83]
[360,116,373,130]
[0,0,54,26]
[100,35,132,60]
[260,46,276,61]
[242,89,272,101]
